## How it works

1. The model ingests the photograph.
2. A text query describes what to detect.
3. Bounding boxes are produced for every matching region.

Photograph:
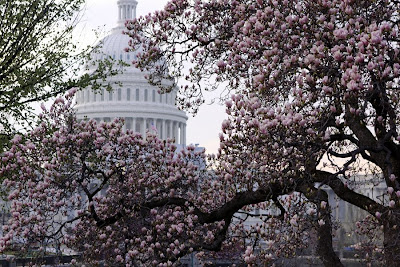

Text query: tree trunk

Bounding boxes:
[315,192,344,267]
[301,186,343,267]
[316,220,343,267]
[383,214,400,266]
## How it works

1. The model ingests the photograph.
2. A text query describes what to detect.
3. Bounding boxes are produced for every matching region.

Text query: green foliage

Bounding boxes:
[0,0,117,150]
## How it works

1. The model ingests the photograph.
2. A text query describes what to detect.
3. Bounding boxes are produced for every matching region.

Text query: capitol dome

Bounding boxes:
[75,0,187,145]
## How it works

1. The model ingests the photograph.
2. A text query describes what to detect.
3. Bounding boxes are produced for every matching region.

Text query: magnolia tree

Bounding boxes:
[2,0,400,266]
[0,92,318,266]
[124,0,400,265]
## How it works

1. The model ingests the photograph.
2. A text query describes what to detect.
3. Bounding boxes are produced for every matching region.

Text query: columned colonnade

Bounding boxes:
[93,117,186,145]
[117,0,137,22]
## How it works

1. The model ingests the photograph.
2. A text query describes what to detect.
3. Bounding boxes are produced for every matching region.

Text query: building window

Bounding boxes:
[159,93,162,103]
[86,90,90,102]
[101,89,104,101]
[136,89,140,101]
[152,90,155,102]
[118,88,122,101]
[81,91,85,103]
[109,91,112,101]
[93,92,96,102]
[127,88,131,101]
[144,89,148,101]
[120,54,123,60]
[127,54,130,60]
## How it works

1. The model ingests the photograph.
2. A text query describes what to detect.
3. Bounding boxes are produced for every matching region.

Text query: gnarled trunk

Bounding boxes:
[301,186,343,267]
[315,192,343,267]
[316,221,343,267]
[383,214,400,266]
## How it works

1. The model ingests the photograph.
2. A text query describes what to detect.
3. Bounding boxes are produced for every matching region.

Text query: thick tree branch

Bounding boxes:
[314,170,384,216]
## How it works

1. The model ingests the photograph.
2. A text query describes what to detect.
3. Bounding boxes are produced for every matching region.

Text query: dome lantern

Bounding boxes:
[117,0,138,28]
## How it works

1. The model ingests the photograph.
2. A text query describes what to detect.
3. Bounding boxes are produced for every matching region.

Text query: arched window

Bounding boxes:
[127,88,131,101]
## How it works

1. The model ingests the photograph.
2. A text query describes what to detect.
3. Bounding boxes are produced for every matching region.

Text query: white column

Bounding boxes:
[141,118,147,138]
[174,122,179,143]
[122,119,127,132]
[180,123,184,145]
[183,124,186,145]
[168,121,172,139]
[149,118,153,134]
[162,120,166,139]
[132,118,136,133]
[155,119,159,136]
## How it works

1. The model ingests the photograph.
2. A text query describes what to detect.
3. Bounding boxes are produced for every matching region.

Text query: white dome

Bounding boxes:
[87,29,140,70]
[100,31,131,58]
[75,0,187,145]
[88,0,140,68]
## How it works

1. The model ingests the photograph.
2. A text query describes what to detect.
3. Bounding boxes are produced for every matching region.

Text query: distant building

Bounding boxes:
[325,175,386,256]
[230,175,387,265]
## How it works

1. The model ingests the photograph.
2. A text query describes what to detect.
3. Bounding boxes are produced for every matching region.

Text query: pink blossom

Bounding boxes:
[388,187,394,194]
[333,28,349,39]
[216,60,226,69]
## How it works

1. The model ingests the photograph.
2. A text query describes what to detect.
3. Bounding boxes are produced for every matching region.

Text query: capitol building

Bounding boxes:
[75,0,188,145]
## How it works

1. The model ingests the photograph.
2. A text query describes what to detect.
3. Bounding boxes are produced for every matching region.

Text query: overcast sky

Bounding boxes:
[76,0,226,154]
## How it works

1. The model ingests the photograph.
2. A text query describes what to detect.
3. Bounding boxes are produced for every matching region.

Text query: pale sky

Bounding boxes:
[77,0,226,154]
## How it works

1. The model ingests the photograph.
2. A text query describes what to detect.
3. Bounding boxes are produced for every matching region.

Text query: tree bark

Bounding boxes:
[302,186,344,267]
[383,214,400,266]
[316,217,343,267]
